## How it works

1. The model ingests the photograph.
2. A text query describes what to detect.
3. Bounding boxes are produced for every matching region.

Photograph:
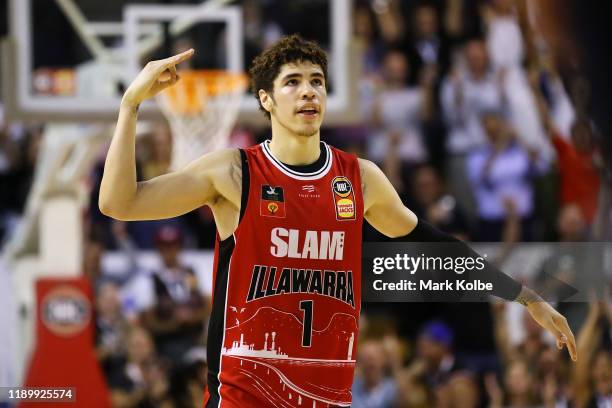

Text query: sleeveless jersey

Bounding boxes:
[204,140,363,408]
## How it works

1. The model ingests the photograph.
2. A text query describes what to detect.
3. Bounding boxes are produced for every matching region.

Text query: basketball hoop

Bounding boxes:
[157,70,248,170]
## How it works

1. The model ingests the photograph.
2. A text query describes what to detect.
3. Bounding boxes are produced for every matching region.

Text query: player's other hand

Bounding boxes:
[121,49,195,108]
[525,299,578,361]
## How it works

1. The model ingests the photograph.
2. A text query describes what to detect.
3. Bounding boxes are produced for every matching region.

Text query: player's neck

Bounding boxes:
[269,127,321,166]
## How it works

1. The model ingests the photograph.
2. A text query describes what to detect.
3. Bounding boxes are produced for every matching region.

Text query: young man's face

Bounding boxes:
[260,61,327,137]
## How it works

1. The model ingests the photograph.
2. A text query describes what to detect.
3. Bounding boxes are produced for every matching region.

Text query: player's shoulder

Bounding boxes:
[207,147,242,162]
[356,158,388,190]
[187,147,240,170]
[181,148,242,186]
[356,157,380,176]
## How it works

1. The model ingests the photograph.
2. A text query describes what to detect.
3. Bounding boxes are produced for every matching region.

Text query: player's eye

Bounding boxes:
[312,78,323,86]
[286,79,298,86]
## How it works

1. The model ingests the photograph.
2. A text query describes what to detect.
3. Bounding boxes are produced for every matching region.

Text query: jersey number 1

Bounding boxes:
[299,300,313,347]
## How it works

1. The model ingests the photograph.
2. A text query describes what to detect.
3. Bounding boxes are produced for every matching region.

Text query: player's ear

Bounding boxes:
[259,89,273,112]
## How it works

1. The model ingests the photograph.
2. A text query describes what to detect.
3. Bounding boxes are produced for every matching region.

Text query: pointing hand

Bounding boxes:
[122,49,195,108]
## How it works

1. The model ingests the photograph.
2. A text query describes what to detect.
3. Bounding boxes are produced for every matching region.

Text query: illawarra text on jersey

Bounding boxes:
[246,265,355,308]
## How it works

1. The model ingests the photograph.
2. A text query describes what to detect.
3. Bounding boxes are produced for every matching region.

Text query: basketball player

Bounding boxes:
[100,35,576,408]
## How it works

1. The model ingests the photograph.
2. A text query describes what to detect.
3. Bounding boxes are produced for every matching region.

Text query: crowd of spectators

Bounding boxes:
[1,0,610,407]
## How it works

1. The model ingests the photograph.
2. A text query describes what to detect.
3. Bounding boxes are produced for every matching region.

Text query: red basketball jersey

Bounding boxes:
[204,141,363,408]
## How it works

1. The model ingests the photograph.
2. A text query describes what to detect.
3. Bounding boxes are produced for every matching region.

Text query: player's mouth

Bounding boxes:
[296,105,320,119]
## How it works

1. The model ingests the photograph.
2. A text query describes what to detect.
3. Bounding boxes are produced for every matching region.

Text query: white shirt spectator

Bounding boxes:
[367,88,428,163]
[441,72,505,154]
[485,13,554,160]
[502,69,554,161]
[466,142,546,220]
[486,16,524,70]
[547,76,576,139]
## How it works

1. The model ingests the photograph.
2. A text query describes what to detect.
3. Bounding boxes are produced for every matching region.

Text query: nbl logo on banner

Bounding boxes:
[332,176,356,221]
[41,286,91,337]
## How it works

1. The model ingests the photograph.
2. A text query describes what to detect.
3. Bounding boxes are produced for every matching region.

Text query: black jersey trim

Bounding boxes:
[238,149,250,222]
[261,140,333,180]
[206,236,235,408]
[283,142,327,173]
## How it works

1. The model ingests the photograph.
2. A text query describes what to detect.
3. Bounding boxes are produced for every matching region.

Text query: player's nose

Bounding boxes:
[300,83,316,100]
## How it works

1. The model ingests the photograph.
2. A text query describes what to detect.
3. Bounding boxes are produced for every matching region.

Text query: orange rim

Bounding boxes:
[160,70,248,115]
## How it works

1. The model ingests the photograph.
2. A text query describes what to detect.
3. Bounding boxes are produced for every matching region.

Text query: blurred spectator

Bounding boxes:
[170,347,207,408]
[95,282,130,365]
[368,0,403,46]
[83,223,140,292]
[485,358,541,407]
[394,367,430,408]
[83,233,110,289]
[142,226,208,362]
[572,301,612,407]
[380,332,407,377]
[557,119,602,224]
[435,371,480,408]
[352,339,397,408]
[441,39,505,154]
[492,303,548,367]
[529,51,576,137]
[466,111,546,241]
[106,326,173,408]
[413,320,463,387]
[557,202,589,242]
[411,165,469,239]
[354,3,386,78]
[440,39,506,218]
[532,77,601,225]
[405,4,450,83]
[241,0,265,66]
[482,0,525,70]
[141,123,172,180]
[481,0,553,160]
[367,49,435,178]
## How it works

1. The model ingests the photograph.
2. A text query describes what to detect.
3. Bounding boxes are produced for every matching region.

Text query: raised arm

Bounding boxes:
[99,49,238,221]
[359,159,577,361]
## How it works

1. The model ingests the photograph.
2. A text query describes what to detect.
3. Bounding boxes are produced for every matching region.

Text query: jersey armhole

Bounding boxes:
[238,149,250,222]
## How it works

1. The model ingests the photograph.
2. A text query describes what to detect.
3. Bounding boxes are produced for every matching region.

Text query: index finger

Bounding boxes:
[558,320,577,361]
[161,48,195,68]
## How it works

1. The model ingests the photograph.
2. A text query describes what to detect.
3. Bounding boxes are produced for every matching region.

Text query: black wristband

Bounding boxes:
[400,219,522,301]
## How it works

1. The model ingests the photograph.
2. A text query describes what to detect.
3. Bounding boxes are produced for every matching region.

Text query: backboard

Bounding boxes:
[3,0,360,126]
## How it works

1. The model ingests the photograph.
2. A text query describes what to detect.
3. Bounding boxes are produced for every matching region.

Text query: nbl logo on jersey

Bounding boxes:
[332,176,356,221]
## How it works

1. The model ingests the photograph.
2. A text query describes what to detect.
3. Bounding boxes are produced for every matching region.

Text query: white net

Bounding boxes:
[156,70,248,170]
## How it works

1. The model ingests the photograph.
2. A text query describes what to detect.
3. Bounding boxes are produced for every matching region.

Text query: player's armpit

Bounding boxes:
[101,148,239,221]
[359,158,418,238]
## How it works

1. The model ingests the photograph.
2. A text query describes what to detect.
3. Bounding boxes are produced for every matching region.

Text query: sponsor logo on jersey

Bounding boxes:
[271,228,345,260]
[41,286,91,337]
[246,265,355,307]
[260,185,286,218]
[299,184,321,199]
[331,177,356,221]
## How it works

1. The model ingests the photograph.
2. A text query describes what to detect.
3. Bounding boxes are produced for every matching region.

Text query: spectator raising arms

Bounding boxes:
[531,74,601,226]
[466,111,547,241]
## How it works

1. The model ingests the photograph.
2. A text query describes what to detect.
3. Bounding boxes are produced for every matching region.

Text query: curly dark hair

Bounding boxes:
[248,34,328,119]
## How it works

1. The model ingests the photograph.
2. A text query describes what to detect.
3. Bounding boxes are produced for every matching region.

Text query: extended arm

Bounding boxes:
[359,159,577,361]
